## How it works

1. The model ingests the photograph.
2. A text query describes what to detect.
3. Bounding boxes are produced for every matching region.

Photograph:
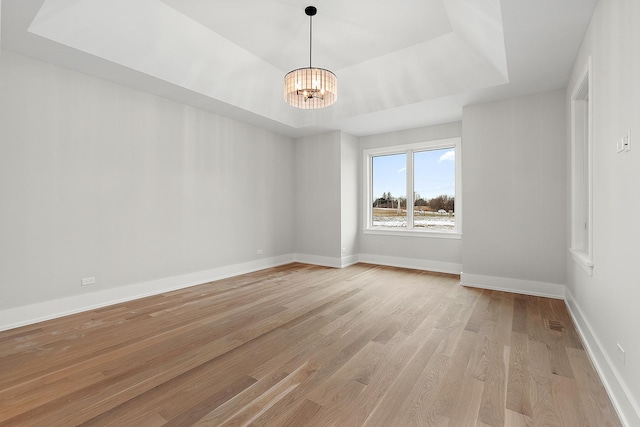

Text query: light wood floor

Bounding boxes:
[0,263,621,426]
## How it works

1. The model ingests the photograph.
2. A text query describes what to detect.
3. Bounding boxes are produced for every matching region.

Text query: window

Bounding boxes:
[363,137,461,238]
[570,57,593,274]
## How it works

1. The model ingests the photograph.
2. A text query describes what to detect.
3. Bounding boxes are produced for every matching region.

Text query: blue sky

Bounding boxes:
[372,148,455,200]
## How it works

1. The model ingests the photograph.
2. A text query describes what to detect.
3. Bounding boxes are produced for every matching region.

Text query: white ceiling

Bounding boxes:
[1,0,597,138]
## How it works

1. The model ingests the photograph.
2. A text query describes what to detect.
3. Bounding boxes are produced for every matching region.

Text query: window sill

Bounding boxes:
[570,248,593,276]
[363,228,462,240]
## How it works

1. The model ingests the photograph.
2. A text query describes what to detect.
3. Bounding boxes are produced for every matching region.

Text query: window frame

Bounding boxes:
[362,137,462,239]
[569,57,594,275]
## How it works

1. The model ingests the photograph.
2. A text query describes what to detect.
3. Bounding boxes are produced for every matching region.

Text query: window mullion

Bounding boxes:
[406,149,414,230]
[368,154,373,229]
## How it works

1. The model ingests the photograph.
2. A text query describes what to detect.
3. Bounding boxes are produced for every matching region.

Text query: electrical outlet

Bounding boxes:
[617,130,631,153]
[342,247,346,254]
[81,276,96,286]
[624,129,631,152]
[256,249,263,255]
[616,343,625,365]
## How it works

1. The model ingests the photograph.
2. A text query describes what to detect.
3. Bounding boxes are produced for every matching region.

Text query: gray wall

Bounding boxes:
[293,130,359,264]
[565,0,640,423]
[461,90,566,285]
[340,132,359,259]
[293,131,342,259]
[0,50,295,311]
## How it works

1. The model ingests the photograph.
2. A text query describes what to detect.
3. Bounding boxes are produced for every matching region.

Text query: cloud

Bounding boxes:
[397,167,406,173]
[439,150,455,162]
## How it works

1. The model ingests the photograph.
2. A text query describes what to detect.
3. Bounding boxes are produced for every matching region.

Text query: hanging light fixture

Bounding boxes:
[284,6,337,109]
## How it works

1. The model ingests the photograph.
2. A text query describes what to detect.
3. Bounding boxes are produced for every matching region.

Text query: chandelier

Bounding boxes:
[284,6,337,109]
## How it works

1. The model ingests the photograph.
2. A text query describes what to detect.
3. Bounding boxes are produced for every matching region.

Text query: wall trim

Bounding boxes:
[460,273,565,299]
[565,289,640,427]
[293,253,344,268]
[0,254,295,332]
[358,253,462,275]
[340,254,359,268]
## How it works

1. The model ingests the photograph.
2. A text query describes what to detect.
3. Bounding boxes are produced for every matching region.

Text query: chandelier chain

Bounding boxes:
[309,14,312,68]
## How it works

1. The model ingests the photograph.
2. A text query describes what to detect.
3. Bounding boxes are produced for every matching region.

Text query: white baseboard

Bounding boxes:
[357,254,462,275]
[293,253,344,268]
[340,254,359,268]
[460,273,565,299]
[0,254,295,332]
[565,289,640,427]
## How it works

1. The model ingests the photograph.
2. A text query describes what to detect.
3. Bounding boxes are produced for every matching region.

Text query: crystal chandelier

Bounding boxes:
[284,6,337,109]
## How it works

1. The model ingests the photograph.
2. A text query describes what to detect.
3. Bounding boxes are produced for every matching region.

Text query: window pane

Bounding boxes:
[413,148,455,230]
[372,153,407,228]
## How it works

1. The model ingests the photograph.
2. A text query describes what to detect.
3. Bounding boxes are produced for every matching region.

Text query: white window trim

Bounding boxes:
[570,57,593,275]
[362,137,462,239]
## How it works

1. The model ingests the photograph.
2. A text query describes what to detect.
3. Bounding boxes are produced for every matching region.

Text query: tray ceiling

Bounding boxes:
[1,0,596,137]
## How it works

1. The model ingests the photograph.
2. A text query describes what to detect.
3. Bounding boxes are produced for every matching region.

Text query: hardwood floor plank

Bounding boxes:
[431,329,478,419]
[525,295,546,344]
[345,289,452,427]
[477,344,510,427]
[539,299,575,378]
[464,289,492,333]
[215,361,317,427]
[246,317,396,425]
[506,330,533,417]
[465,292,499,382]
[505,408,531,427]
[301,380,367,427]
[388,332,460,425]
[512,296,528,334]
[192,370,291,426]
[359,329,446,427]
[0,263,622,426]
[449,376,484,426]
[277,398,323,427]
[551,373,591,427]
[371,321,401,344]
[550,299,584,350]
[308,341,384,406]
[528,340,563,427]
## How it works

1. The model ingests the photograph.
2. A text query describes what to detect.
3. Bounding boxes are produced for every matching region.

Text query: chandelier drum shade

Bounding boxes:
[284,6,337,109]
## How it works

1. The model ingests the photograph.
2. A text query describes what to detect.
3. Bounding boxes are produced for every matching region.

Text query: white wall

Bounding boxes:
[358,122,463,273]
[0,50,295,321]
[565,0,640,424]
[293,131,342,262]
[461,90,566,297]
[293,130,359,267]
[340,131,359,263]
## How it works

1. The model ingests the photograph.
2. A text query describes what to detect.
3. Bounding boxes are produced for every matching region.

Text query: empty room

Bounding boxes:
[0,0,638,425]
